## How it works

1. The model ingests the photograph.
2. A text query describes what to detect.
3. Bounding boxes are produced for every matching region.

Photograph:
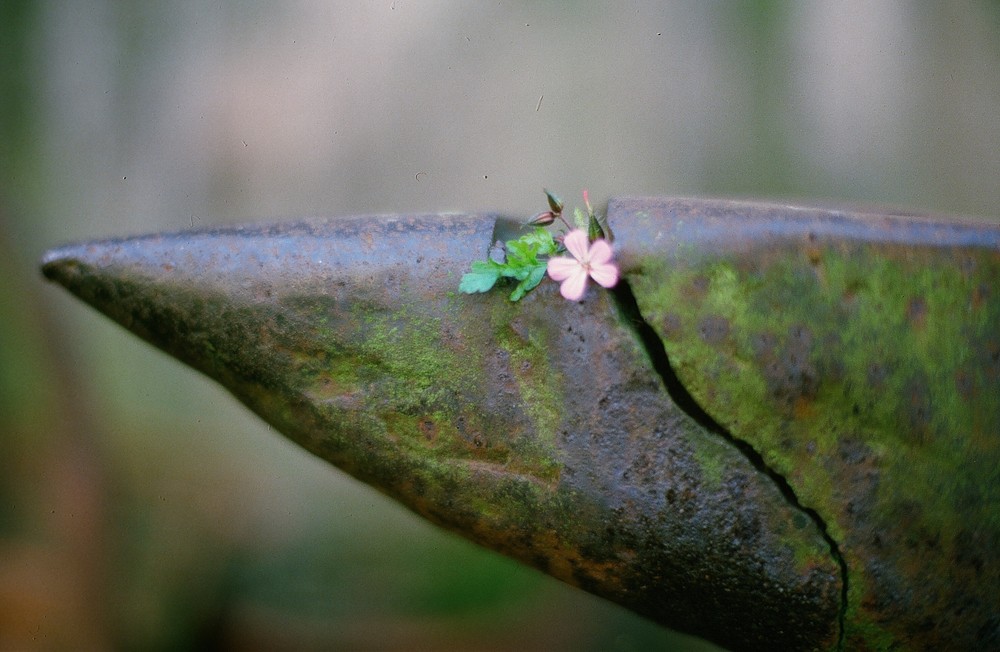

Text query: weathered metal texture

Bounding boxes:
[612,197,1000,650]
[41,213,842,651]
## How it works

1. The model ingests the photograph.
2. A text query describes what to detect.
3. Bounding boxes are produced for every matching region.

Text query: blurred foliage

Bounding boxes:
[3,1,999,649]
[0,0,37,182]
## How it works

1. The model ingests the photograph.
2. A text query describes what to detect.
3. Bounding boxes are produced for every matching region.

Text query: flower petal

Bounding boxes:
[547,256,579,282]
[559,268,589,301]
[588,238,614,265]
[589,261,619,288]
[562,229,590,262]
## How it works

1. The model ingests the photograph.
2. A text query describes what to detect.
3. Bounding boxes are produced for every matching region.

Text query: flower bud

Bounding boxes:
[588,215,605,242]
[544,189,564,214]
[526,210,556,227]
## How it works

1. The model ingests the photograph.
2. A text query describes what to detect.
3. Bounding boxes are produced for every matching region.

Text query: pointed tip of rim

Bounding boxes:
[40,237,140,286]
[40,245,83,283]
[39,240,117,290]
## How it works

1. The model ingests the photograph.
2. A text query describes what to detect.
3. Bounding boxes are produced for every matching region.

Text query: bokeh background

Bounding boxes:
[3,2,999,649]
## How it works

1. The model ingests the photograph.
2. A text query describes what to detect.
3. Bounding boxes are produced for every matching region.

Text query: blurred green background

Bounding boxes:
[2,2,998,649]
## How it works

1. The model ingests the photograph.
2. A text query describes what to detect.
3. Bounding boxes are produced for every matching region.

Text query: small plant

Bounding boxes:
[459,190,618,302]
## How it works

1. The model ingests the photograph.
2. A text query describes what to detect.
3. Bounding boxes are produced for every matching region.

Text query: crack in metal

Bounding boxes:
[611,280,848,650]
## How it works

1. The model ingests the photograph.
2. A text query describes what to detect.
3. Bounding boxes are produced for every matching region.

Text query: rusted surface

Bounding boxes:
[41,198,999,649]
[612,197,1000,650]
[42,211,841,651]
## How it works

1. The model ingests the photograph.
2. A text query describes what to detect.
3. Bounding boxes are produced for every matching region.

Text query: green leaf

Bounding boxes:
[459,227,558,301]
[505,238,534,265]
[459,261,502,293]
[510,264,548,301]
[501,264,530,281]
[573,207,588,230]
[519,228,557,255]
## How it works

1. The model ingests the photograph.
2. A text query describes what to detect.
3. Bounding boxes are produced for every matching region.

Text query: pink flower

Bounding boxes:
[546,229,619,301]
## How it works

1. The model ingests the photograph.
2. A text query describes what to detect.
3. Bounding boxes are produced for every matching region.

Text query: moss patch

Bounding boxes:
[629,234,1000,647]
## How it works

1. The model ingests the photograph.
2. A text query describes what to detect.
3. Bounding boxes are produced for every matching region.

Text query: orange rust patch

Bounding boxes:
[793,395,816,421]
[466,521,629,597]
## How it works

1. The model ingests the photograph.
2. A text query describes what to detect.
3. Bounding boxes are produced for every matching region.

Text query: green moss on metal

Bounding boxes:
[274,289,566,496]
[843,615,898,651]
[45,232,849,649]
[490,298,564,480]
[628,235,1000,647]
[641,248,997,531]
[686,432,725,490]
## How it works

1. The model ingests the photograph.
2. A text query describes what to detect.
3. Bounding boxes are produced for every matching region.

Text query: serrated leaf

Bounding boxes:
[501,264,531,281]
[519,228,557,255]
[510,264,548,301]
[505,238,534,264]
[461,226,558,301]
[458,261,502,293]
